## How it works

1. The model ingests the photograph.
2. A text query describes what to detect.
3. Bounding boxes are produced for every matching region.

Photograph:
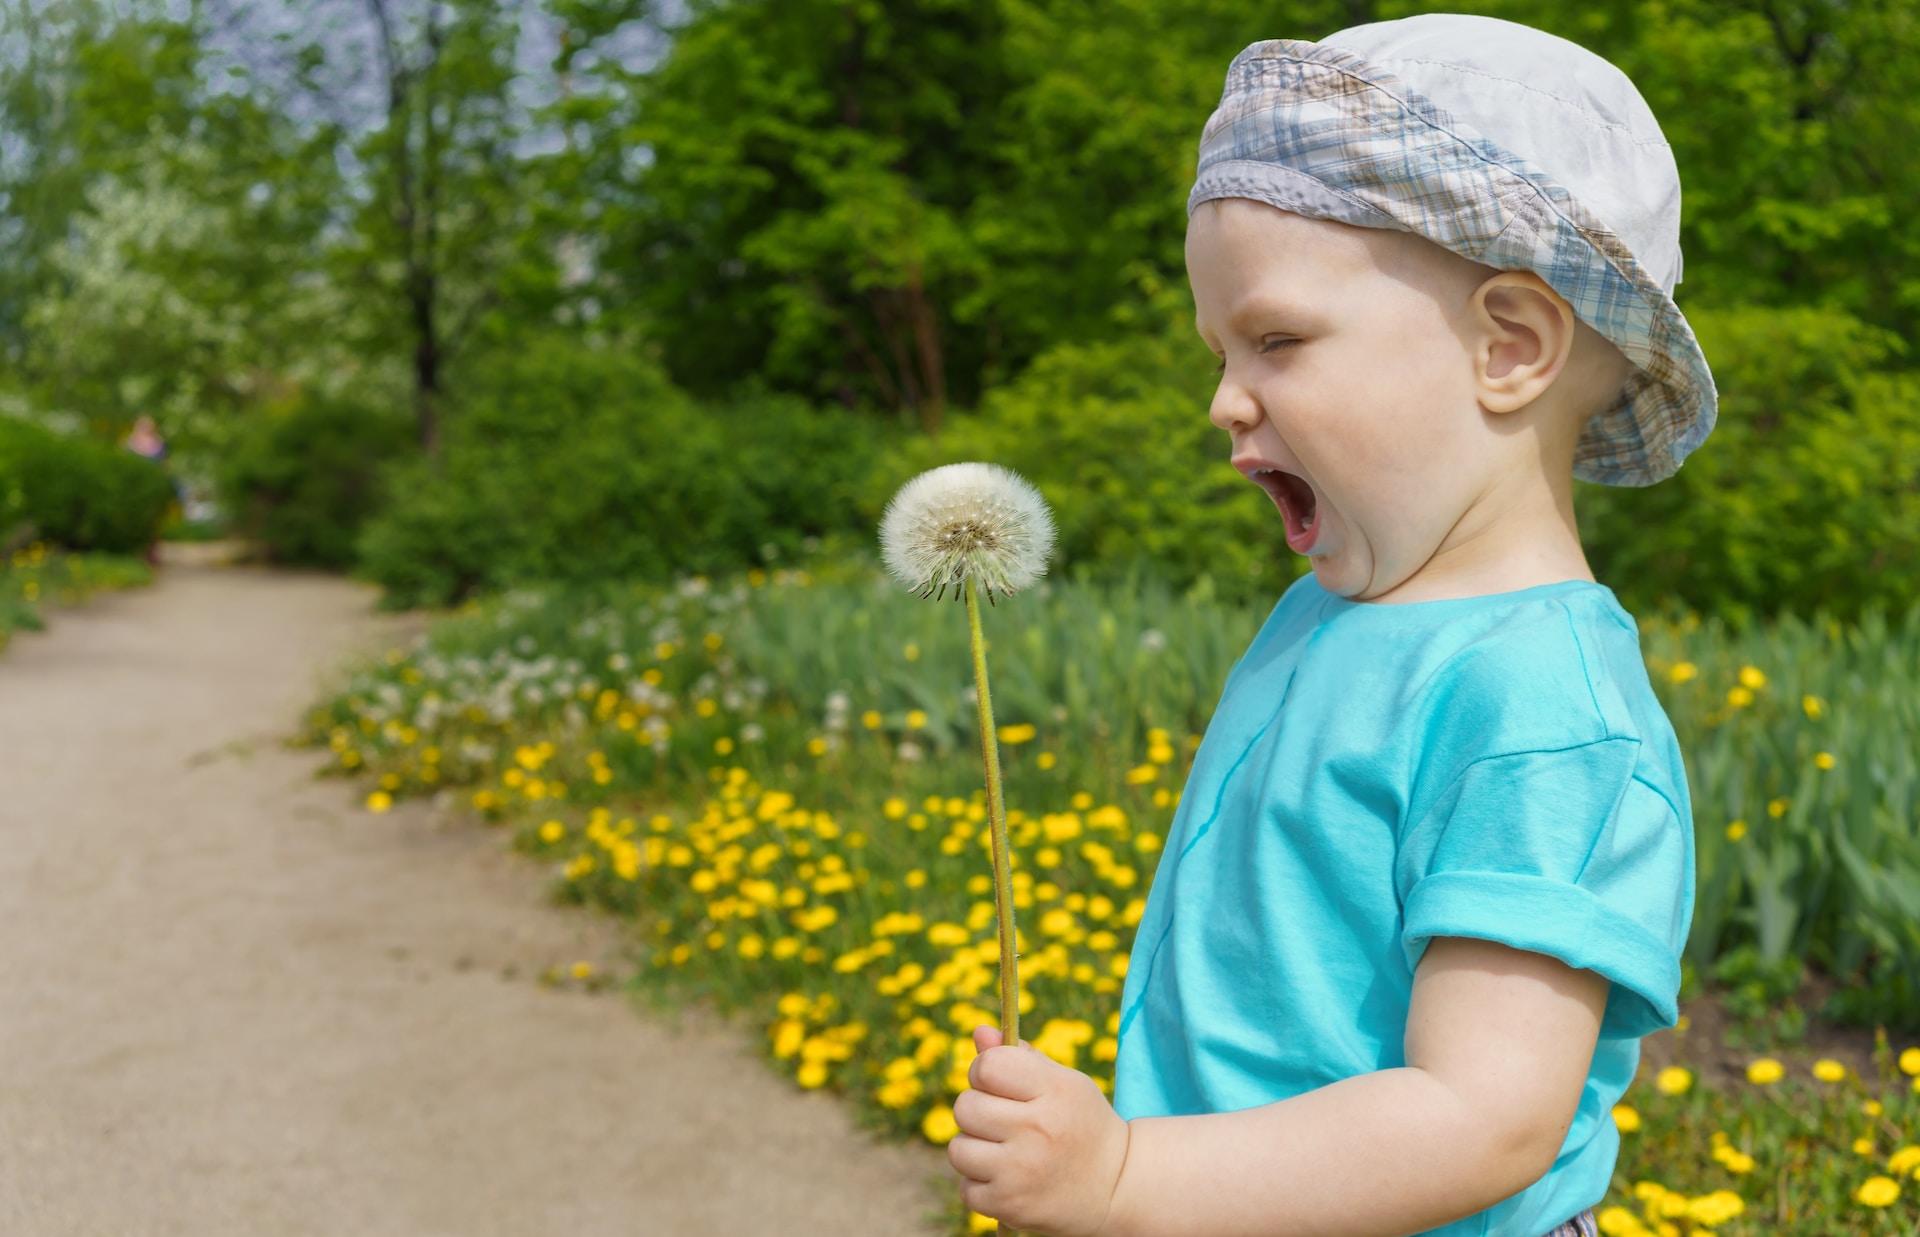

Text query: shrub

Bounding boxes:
[0,415,176,553]
[1578,304,1919,625]
[356,332,882,608]
[219,394,417,567]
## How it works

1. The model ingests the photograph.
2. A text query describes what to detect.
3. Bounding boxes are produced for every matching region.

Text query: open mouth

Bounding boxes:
[1248,466,1321,553]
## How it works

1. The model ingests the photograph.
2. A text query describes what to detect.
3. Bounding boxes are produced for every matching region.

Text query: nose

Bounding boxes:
[1208,372,1262,436]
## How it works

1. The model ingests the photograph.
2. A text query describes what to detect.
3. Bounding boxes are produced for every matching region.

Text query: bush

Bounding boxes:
[1578,304,1920,626]
[0,415,176,553]
[356,331,882,608]
[219,394,416,567]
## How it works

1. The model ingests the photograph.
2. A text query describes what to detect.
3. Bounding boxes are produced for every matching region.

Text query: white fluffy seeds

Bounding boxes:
[878,462,1056,600]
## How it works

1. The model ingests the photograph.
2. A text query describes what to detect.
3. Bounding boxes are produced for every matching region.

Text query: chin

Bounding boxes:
[1306,548,1369,599]
[1307,555,1349,592]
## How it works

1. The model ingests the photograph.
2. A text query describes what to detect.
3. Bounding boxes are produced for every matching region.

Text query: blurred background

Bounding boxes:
[5,1,1920,1232]
[4,0,1914,622]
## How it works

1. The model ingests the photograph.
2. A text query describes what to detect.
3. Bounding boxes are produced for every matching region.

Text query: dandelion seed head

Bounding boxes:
[878,462,1055,599]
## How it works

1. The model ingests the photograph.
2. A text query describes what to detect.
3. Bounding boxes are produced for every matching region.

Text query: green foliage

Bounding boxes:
[219,394,416,568]
[8,0,1920,620]
[355,330,883,608]
[0,543,153,651]
[1580,305,1918,625]
[1709,943,1808,1049]
[0,416,175,553]
[593,0,1274,414]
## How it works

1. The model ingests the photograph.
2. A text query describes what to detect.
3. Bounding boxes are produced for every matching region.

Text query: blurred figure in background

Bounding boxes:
[122,415,179,565]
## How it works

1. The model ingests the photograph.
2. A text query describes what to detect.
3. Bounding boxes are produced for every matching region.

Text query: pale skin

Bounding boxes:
[946,197,1632,1235]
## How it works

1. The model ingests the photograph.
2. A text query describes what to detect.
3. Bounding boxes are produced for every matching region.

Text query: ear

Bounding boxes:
[1468,272,1577,417]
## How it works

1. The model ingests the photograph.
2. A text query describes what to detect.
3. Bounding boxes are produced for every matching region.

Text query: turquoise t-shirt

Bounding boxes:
[1112,572,1694,1237]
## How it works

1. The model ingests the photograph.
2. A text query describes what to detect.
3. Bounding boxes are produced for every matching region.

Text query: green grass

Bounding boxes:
[0,541,153,651]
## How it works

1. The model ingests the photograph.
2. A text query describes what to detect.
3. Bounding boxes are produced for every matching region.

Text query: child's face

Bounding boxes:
[1187,197,1520,601]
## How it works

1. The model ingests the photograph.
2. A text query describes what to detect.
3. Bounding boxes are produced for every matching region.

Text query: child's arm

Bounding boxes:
[1103,936,1610,1237]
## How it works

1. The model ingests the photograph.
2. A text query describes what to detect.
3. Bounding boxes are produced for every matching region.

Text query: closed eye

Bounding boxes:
[1214,338,1302,373]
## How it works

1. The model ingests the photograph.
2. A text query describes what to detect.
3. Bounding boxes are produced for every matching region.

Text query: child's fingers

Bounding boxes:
[973,1025,1025,1051]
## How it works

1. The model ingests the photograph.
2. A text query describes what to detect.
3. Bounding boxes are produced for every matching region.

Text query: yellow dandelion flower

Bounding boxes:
[1813,1058,1848,1083]
[1855,1175,1900,1207]
[1864,1099,1884,1117]
[538,820,565,844]
[1738,665,1767,689]
[1037,751,1056,769]
[1655,1066,1693,1095]
[1725,820,1747,841]
[1611,1103,1640,1132]
[1901,1047,1920,1076]
[1684,1190,1743,1224]
[1747,1057,1784,1085]
[1802,694,1824,719]
[906,709,927,730]
[1124,763,1158,784]
[1767,797,1789,819]
[903,642,920,662]
[1814,751,1836,770]
[570,961,594,980]
[998,723,1037,745]
[366,790,393,813]
[1721,1150,1754,1173]
[922,1103,959,1144]
[796,1061,828,1089]
[1853,1137,1873,1156]
[1667,661,1699,684]
[1888,1146,1920,1175]
[1726,685,1753,708]
[861,710,882,730]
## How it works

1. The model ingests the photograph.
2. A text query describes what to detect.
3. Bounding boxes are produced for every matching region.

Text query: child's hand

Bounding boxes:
[947,1024,1132,1237]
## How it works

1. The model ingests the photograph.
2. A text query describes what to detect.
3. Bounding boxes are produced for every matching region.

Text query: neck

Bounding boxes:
[1364,458,1592,605]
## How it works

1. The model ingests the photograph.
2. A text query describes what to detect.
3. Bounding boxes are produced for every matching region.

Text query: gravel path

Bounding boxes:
[0,562,952,1236]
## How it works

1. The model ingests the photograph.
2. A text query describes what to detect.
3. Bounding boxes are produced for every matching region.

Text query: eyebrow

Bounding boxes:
[1194,295,1320,341]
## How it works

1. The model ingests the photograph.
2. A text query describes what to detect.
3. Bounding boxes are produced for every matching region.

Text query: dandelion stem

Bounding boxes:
[965,574,1021,1237]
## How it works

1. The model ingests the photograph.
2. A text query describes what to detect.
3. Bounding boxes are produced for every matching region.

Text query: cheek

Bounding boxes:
[1322,350,1472,502]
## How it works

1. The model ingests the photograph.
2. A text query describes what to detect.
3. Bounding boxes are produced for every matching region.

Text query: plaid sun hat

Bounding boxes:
[1187,12,1717,487]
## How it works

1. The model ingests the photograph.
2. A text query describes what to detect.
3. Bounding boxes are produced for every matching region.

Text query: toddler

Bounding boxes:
[946,12,1715,1237]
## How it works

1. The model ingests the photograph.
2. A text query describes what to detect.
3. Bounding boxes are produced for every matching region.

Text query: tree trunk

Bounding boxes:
[903,257,945,436]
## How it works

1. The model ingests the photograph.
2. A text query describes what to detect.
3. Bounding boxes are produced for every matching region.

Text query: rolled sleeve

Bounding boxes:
[1396,738,1689,1040]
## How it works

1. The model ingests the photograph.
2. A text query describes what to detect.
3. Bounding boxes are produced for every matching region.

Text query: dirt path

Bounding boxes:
[0,563,952,1236]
